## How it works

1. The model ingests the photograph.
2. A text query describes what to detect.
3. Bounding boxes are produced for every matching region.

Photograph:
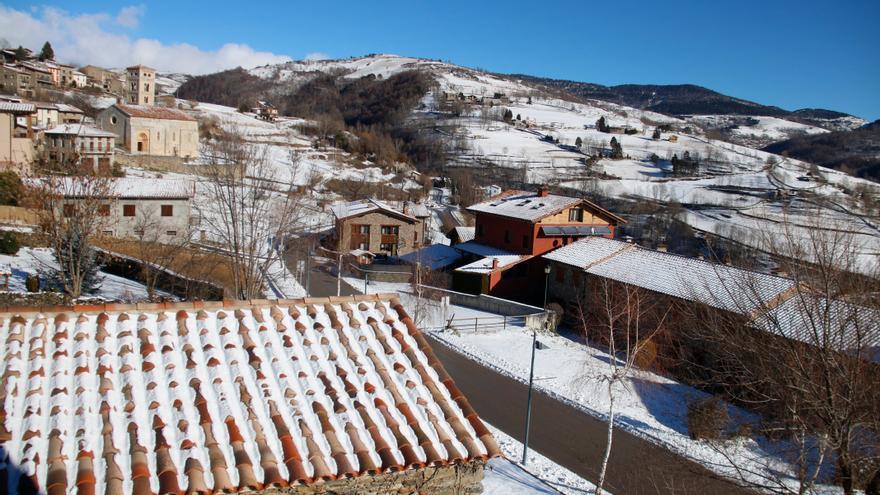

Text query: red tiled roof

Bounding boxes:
[114,104,196,122]
[0,294,500,494]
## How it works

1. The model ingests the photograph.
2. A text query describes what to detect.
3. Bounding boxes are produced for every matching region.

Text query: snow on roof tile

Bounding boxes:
[114,103,196,122]
[467,190,581,222]
[0,101,35,114]
[544,237,794,314]
[453,226,475,243]
[43,123,116,138]
[330,199,417,222]
[37,177,195,200]
[399,244,463,270]
[0,295,500,494]
[453,241,531,274]
[754,295,880,356]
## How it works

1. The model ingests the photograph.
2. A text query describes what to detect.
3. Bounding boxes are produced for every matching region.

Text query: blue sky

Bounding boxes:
[4,0,879,119]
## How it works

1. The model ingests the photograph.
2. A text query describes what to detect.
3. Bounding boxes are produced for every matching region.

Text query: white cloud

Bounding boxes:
[0,5,292,74]
[115,5,145,28]
[304,52,329,62]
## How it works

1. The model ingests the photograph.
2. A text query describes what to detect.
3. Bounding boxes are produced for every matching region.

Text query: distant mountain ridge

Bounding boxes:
[762,120,880,181]
[510,74,864,131]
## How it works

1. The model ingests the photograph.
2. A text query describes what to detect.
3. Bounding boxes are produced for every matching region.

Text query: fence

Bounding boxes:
[399,285,554,332]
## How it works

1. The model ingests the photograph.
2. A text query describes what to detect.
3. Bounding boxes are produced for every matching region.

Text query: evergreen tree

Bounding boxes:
[38,41,54,61]
[652,127,661,139]
[502,109,513,123]
[516,113,521,121]
[596,116,609,133]
[575,136,583,149]
[527,96,532,104]
[13,45,27,60]
[609,137,623,159]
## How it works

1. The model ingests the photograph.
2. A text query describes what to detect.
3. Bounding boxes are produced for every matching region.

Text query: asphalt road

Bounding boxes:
[427,335,752,495]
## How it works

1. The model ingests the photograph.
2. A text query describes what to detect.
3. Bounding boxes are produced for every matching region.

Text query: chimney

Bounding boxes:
[538,187,549,198]
[491,258,499,270]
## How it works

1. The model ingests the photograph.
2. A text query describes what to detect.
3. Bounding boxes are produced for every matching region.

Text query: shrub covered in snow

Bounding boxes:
[687,396,729,440]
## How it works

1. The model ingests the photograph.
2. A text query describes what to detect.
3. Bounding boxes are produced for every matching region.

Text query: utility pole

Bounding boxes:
[364,272,368,294]
[336,251,342,297]
[522,329,537,465]
[305,248,312,295]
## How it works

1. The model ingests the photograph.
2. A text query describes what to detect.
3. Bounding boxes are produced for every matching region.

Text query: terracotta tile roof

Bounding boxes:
[0,294,500,494]
[114,104,196,122]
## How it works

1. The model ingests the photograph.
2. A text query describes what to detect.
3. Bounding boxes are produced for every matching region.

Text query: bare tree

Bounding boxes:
[28,171,113,299]
[576,279,668,495]
[199,131,309,299]
[131,204,193,300]
[680,212,880,494]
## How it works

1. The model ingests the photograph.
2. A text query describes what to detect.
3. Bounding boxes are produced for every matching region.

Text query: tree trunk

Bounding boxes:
[596,380,614,495]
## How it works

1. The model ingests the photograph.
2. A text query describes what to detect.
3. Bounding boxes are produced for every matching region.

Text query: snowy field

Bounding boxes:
[0,247,167,302]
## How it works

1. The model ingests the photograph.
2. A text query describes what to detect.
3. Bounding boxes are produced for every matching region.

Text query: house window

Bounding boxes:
[504,230,510,243]
[522,235,530,249]
[161,205,173,217]
[143,96,148,104]
[352,224,370,235]
[98,204,110,216]
[569,208,584,222]
[103,230,113,236]
[380,243,396,253]
[90,141,94,151]
[123,204,136,217]
[110,115,117,125]
[166,230,177,236]
[380,225,399,235]
[357,242,369,250]
[413,231,418,244]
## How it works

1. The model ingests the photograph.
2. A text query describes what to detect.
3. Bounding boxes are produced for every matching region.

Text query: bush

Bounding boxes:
[687,396,729,440]
[0,171,22,206]
[0,231,19,255]
[25,274,39,292]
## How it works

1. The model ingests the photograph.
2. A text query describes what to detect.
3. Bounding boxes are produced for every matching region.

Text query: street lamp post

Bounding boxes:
[522,329,537,465]
[543,264,551,308]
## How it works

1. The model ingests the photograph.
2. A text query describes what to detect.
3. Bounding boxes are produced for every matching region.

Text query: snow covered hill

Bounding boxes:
[161,54,879,273]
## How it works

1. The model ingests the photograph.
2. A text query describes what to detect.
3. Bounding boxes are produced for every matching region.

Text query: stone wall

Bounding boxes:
[263,461,485,495]
[338,211,423,256]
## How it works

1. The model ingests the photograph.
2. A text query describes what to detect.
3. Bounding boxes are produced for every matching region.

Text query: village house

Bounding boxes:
[42,123,116,172]
[0,101,35,174]
[125,64,156,106]
[17,61,54,90]
[0,294,500,494]
[54,177,195,241]
[452,188,625,300]
[0,64,35,97]
[97,104,199,158]
[254,100,278,121]
[79,64,114,89]
[332,199,426,257]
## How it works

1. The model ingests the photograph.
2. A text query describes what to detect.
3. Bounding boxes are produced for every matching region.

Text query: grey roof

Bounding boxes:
[0,102,35,114]
[330,199,417,222]
[43,123,116,137]
[453,226,475,243]
[544,237,878,357]
[468,190,582,222]
[544,237,793,314]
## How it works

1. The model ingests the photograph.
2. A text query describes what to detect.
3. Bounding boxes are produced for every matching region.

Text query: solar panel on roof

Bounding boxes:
[541,226,612,236]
